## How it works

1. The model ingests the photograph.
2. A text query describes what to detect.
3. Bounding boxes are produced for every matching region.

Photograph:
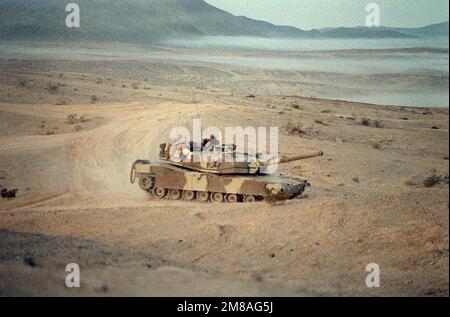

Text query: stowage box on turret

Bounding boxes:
[130,141,323,203]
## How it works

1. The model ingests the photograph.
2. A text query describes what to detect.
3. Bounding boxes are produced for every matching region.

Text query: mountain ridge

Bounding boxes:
[0,0,447,43]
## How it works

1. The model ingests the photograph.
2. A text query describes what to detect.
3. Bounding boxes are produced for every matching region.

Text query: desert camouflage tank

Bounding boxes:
[130,141,323,203]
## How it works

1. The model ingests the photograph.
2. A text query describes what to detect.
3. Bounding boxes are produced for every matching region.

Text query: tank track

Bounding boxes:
[138,181,305,203]
[147,185,263,203]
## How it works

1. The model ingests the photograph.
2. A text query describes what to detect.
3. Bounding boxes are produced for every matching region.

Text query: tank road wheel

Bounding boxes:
[182,190,195,201]
[225,193,238,203]
[168,189,182,200]
[139,176,154,191]
[243,195,256,203]
[153,187,167,199]
[196,191,210,203]
[211,192,224,203]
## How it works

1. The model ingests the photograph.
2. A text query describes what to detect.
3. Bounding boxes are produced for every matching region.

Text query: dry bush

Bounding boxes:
[66,114,90,126]
[360,118,370,126]
[66,114,78,125]
[371,142,382,150]
[360,118,383,128]
[46,83,59,94]
[422,173,449,187]
[91,95,98,104]
[284,120,307,135]
[55,99,70,106]
[371,136,394,150]
[423,175,440,187]
[131,83,139,89]
[405,172,449,187]
[373,120,383,128]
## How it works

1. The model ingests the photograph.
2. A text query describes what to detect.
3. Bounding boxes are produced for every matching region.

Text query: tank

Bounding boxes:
[130,142,323,203]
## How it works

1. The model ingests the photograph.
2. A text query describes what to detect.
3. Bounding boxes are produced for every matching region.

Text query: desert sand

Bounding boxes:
[0,43,448,296]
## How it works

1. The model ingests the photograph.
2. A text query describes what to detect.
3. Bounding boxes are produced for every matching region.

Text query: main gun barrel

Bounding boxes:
[277,151,324,164]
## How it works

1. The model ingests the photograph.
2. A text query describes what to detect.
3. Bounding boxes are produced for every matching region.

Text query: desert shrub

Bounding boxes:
[66,114,78,125]
[360,118,370,126]
[285,120,307,135]
[91,95,98,104]
[360,118,383,128]
[56,99,70,106]
[66,114,89,125]
[46,83,59,94]
[423,175,440,188]
[371,142,382,150]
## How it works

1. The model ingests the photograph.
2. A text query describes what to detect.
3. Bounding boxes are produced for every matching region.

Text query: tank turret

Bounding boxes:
[158,142,323,175]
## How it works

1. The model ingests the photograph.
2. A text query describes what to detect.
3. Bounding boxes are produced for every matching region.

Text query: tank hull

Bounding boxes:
[132,161,308,202]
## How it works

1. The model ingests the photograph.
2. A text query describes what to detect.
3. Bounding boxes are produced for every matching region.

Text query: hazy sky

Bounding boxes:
[206,0,449,30]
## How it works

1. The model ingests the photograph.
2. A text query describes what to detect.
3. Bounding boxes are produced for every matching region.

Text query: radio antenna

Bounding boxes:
[175,111,181,142]
[191,88,201,120]
[195,102,201,120]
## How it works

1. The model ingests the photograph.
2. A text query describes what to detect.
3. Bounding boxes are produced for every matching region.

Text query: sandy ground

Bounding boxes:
[0,45,448,296]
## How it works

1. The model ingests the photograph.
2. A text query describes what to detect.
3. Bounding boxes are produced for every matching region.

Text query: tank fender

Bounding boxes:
[130,160,151,184]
